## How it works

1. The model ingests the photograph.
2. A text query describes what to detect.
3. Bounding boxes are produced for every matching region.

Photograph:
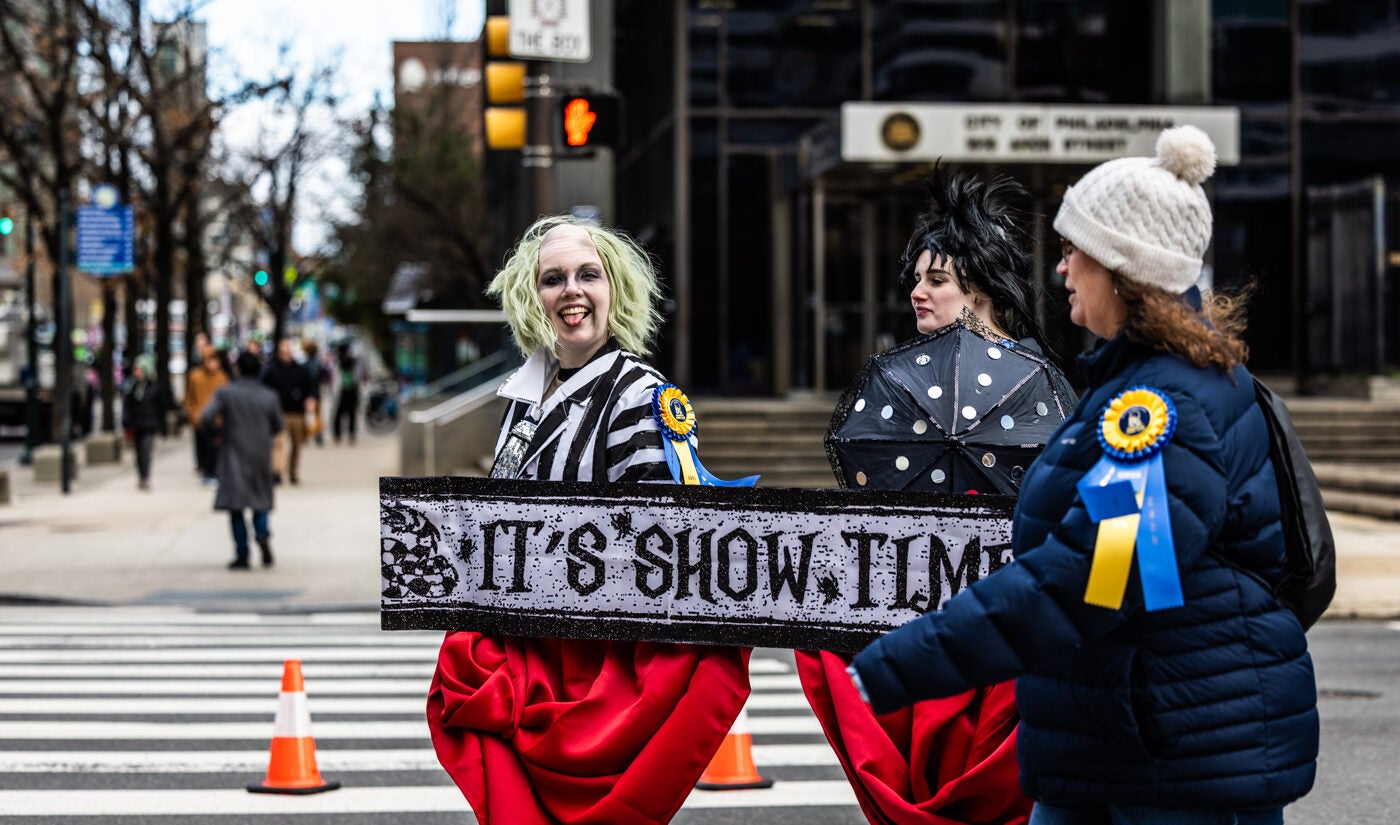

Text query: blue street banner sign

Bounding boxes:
[76,201,135,277]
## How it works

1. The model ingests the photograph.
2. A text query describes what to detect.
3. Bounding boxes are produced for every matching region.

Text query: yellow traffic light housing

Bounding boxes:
[485,107,527,150]
[486,61,526,105]
[483,15,526,151]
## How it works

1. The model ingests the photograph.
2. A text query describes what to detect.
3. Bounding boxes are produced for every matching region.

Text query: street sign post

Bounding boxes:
[76,186,134,277]
[507,0,591,62]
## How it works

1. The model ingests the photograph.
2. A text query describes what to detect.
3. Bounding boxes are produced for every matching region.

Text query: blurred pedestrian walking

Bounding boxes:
[201,351,283,570]
[333,342,365,445]
[184,345,228,485]
[262,340,316,485]
[121,354,168,491]
[303,340,330,446]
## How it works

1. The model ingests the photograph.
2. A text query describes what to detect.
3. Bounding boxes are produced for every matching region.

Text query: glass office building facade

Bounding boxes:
[608,0,1400,394]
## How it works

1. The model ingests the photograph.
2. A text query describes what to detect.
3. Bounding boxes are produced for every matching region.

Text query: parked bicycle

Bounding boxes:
[365,379,401,434]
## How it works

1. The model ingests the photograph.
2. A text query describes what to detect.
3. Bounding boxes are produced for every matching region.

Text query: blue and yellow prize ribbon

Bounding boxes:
[651,384,758,488]
[1076,387,1182,612]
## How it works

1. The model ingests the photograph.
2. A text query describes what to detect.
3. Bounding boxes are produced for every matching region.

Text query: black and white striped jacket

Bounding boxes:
[492,341,672,483]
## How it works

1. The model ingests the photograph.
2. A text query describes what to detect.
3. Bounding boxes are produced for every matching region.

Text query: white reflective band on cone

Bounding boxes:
[272,691,314,737]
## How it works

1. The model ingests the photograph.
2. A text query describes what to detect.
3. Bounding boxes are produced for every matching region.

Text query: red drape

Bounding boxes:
[796,650,1030,825]
[428,631,751,825]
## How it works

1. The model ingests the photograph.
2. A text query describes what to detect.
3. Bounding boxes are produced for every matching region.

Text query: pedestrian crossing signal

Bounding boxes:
[0,215,13,236]
[559,93,619,149]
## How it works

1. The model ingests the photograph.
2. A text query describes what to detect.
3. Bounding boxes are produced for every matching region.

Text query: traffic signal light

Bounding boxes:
[254,269,269,287]
[0,208,13,255]
[559,93,620,150]
[484,16,526,150]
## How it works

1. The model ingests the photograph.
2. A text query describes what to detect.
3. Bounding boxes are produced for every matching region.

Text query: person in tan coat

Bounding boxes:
[184,345,228,484]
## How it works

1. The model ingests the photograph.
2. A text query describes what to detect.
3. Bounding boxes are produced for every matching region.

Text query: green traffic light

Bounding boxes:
[254,269,269,286]
[0,217,13,236]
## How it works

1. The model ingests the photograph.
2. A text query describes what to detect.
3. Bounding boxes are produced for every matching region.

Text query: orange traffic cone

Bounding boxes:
[247,659,341,794]
[696,705,774,790]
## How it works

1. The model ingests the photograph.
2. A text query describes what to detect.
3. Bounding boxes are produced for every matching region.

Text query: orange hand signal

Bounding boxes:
[564,98,598,146]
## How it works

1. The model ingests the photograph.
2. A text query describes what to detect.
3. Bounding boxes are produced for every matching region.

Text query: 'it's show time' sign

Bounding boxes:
[380,477,1016,652]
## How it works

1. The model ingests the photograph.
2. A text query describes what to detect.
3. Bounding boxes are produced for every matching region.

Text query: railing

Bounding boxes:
[405,350,514,402]
[401,349,522,477]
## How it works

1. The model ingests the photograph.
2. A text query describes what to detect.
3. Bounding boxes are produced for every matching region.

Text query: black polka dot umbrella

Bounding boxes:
[825,319,1076,495]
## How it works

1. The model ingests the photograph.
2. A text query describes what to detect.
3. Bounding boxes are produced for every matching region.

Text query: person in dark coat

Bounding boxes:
[261,339,316,485]
[201,351,284,569]
[121,354,167,490]
[850,126,1318,824]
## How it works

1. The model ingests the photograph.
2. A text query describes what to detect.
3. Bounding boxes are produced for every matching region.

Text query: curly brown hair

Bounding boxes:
[1112,275,1251,372]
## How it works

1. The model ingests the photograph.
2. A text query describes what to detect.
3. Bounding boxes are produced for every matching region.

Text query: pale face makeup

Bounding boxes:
[537,224,612,369]
[908,250,1005,336]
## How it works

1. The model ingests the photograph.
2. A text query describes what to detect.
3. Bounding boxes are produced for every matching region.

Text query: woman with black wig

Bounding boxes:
[799,167,1072,825]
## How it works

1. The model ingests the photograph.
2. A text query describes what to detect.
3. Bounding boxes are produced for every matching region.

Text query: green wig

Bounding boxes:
[486,215,664,358]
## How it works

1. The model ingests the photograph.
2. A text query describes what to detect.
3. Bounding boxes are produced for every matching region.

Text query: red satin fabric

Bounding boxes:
[796,650,1030,825]
[428,631,751,825]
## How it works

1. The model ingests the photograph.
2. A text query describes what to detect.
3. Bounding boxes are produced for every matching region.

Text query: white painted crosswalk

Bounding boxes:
[0,605,859,822]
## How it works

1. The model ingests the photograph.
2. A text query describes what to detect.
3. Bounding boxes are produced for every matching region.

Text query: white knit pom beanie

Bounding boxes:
[1052,125,1217,294]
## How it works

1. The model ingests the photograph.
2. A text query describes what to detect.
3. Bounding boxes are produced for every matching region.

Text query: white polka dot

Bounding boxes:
[856,471,867,486]
[931,469,946,484]
[880,405,894,419]
[928,386,943,399]
[912,419,928,435]
[1036,402,1049,416]
[977,373,992,387]
[855,399,866,412]
[895,456,909,471]
[1001,415,1015,429]
[988,347,1003,359]
[962,406,977,420]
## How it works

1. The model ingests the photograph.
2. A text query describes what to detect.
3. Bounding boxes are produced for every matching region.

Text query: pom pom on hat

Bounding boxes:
[1156,125,1216,185]
[1052,126,1217,295]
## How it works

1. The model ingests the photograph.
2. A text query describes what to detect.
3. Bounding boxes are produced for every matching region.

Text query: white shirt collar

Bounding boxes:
[497,346,556,408]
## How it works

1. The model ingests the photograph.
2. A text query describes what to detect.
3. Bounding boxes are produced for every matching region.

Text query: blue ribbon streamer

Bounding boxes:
[1077,453,1183,612]
[664,438,760,488]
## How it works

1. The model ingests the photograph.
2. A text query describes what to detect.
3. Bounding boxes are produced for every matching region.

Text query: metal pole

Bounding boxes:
[20,208,39,465]
[672,0,691,386]
[524,64,555,219]
[57,190,72,494]
[1289,0,1308,394]
[1373,176,1386,376]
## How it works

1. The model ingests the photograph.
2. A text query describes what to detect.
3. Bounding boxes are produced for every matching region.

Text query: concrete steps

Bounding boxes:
[693,394,1400,520]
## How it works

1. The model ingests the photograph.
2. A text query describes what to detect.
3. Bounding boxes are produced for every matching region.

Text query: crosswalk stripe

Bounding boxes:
[0,678,433,695]
[0,713,824,740]
[0,609,385,627]
[0,647,441,663]
[0,781,859,815]
[2,691,817,715]
[0,663,437,679]
[0,634,444,649]
[0,674,800,694]
[0,743,839,773]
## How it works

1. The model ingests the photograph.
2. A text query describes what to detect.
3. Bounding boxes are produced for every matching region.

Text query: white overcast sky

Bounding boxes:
[169,0,487,250]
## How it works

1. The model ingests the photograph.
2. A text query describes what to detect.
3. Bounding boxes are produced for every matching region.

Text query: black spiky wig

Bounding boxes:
[898,165,1042,342]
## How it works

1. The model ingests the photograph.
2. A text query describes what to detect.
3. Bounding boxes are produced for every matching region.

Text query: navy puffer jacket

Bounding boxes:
[852,334,1319,810]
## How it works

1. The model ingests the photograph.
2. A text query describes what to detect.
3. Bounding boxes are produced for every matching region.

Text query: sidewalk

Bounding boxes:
[0,426,399,612]
[2,428,1399,620]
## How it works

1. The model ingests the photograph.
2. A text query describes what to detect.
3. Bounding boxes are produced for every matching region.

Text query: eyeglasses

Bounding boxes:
[1058,238,1077,264]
